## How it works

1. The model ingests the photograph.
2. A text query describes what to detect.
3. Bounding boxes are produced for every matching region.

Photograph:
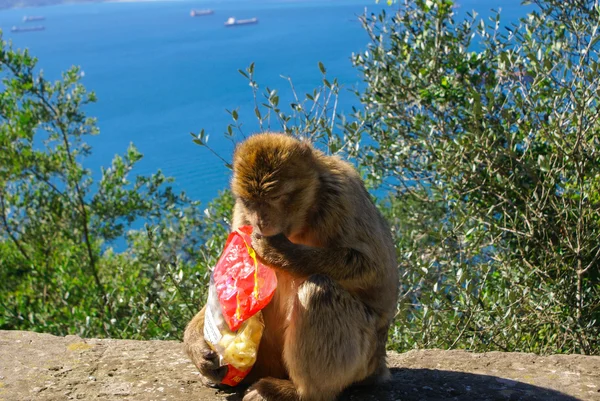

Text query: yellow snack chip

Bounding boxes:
[217,314,263,370]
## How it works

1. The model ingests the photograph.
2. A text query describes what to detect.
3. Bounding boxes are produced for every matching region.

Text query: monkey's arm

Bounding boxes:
[252,233,370,281]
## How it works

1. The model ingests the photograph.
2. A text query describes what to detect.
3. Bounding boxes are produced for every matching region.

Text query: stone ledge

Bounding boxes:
[0,330,598,400]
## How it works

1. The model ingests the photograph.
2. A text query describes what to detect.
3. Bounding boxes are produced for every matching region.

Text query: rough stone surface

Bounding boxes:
[0,330,598,401]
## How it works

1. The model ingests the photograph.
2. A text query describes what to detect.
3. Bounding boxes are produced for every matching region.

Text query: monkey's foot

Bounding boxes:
[242,388,267,401]
[242,378,299,401]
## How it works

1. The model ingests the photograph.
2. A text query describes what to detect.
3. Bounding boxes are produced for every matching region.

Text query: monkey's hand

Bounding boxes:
[184,309,228,386]
[251,232,294,267]
[187,341,229,386]
[252,232,368,280]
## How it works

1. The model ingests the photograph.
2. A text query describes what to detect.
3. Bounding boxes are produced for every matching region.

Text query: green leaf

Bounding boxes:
[318,61,326,74]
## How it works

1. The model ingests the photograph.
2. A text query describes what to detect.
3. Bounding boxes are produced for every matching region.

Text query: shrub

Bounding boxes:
[349,0,600,354]
[0,38,232,339]
[2,0,598,355]
[196,0,599,354]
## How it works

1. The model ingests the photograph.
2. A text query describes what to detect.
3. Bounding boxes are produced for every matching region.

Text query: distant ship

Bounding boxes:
[11,25,45,33]
[190,9,214,17]
[23,16,46,22]
[224,17,258,27]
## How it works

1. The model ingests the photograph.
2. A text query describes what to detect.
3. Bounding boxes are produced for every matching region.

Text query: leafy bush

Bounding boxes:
[196,0,599,355]
[2,0,599,356]
[352,0,600,355]
[0,39,232,339]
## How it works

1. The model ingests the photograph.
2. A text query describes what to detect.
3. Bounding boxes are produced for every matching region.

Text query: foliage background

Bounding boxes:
[1,0,598,354]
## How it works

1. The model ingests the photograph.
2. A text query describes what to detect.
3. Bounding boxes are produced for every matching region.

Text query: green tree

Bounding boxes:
[350,0,600,354]
[0,37,232,339]
[198,0,600,355]
[3,0,599,357]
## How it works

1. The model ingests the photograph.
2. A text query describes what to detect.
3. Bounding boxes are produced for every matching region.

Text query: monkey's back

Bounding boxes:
[310,151,399,322]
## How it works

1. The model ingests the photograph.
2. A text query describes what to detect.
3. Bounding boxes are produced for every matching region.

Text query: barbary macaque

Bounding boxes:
[184,133,398,401]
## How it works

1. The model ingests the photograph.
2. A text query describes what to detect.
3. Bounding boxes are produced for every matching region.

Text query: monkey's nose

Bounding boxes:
[256,218,266,232]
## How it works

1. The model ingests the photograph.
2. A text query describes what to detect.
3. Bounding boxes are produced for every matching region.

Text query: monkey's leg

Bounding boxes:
[183,305,228,384]
[244,274,380,401]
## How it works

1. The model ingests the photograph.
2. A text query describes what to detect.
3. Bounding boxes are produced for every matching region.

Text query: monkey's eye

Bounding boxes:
[270,194,284,202]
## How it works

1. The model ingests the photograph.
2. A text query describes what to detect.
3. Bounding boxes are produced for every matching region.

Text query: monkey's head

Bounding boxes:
[232,133,319,237]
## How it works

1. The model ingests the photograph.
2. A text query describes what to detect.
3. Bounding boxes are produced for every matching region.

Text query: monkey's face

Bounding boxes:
[232,134,319,237]
[238,192,295,237]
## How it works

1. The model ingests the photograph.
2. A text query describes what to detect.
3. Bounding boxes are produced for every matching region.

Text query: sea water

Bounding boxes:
[0,0,529,207]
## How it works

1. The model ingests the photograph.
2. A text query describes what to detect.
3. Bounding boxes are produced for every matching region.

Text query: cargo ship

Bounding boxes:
[11,25,45,33]
[190,9,214,17]
[23,16,45,22]
[224,17,258,27]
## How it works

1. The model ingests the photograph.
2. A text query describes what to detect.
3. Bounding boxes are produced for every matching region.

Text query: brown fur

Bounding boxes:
[184,133,398,401]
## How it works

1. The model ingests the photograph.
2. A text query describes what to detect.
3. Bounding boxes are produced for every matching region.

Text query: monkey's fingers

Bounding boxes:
[250,233,268,258]
[201,348,218,361]
[265,233,291,248]
[189,345,222,371]
[193,348,228,384]
[200,365,229,386]
[251,232,285,262]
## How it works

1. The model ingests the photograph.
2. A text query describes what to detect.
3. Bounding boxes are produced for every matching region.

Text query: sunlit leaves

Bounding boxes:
[354,0,600,354]
[0,34,227,340]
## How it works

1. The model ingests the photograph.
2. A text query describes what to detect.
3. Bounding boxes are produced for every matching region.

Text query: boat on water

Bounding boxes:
[11,25,45,33]
[190,9,214,17]
[23,16,45,22]
[224,17,258,27]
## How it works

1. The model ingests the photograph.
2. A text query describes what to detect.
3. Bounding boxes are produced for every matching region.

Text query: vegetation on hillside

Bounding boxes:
[1,0,598,354]
[0,43,232,338]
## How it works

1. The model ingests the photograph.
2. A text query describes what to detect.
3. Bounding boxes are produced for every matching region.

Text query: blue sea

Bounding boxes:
[0,0,530,207]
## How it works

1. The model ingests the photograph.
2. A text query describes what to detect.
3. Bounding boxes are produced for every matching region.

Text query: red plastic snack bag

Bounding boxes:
[203,226,277,386]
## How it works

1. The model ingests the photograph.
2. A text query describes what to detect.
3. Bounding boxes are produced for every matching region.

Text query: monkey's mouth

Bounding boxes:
[255,226,282,237]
